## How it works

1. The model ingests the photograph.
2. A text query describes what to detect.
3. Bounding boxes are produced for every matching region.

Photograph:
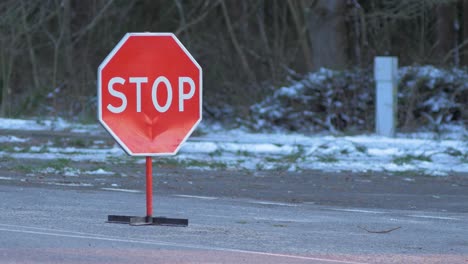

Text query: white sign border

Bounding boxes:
[97,32,203,156]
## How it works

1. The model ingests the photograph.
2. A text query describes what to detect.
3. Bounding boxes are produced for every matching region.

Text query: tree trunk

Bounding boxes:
[462,0,468,65]
[0,51,14,117]
[220,0,256,83]
[305,0,349,70]
[256,0,276,81]
[21,0,40,91]
[63,0,74,90]
[287,0,313,72]
[435,2,456,64]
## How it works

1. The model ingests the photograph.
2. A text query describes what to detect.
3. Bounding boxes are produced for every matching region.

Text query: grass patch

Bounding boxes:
[186,159,227,169]
[444,147,467,163]
[208,149,223,158]
[158,158,183,168]
[256,163,265,171]
[445,147,463,157]
[52,137,91,148]
[45,158,71,171]
[340,149,350,155]
[38,146,49,153]
[393,154,432,165]
[106,156,132,165]
[237,150,252,157]
[0,145,17,152]
[316,154,338,163]
[318,144,329,149]
[52,138,64,147]
[284,152,303,163]
[272,224,287,227]
[236,159,245,164]
[210,162,228,169]
[0,155,13,162]
[273,164,291,171]
[191,127,207,137]
[264,156,281,163]
[17,147,30,153]
[14,164,35,173]
[461,153,468,163]
[159,158,228,170]
[283,145,305,163]
[354,144,367,154]
[68,138,90,148]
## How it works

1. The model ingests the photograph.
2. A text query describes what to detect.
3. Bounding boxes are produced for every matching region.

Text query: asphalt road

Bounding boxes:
[0,183,467,264]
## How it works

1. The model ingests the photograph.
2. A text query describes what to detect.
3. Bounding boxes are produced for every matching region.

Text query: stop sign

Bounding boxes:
[98,33,202,156]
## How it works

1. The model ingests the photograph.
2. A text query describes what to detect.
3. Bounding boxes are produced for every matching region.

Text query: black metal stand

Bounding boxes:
[107,158,188,227]
[107,215,188,226]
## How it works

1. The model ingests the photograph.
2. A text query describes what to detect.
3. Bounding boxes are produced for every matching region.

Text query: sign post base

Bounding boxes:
[106,157,188,227]
[107,215,188,226]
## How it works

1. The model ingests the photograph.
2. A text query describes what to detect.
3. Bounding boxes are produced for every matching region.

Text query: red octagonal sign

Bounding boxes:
[98,33,202,156]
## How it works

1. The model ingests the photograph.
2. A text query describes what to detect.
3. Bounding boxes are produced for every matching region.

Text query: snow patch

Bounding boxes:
[0,136,29,143]
[0,117,466,176]
[85,169,114,175]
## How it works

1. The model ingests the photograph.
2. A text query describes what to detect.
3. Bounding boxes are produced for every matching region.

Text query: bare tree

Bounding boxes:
[461,0,468,65]
[435,1,457,64]
[305,0,349,70]
[0,0,466,120]
[220,0,256,83]
[287,0,313,72]
[0,1,23,117]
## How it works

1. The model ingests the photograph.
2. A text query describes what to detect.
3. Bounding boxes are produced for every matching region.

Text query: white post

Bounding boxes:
[374,56,398,137]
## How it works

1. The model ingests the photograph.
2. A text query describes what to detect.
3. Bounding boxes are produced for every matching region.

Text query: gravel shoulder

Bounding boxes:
[1,128,467,213]
[1,159,467,213]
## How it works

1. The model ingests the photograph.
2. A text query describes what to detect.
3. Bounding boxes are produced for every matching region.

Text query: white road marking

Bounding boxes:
[0,223,111,238]
[253,216,314,223]
[327,208,461,221]
[0,224,367,264]
[174,194,218,200]
[407,215,460,221]
[248,201,298,207]
[0,176,12,180]
[203,214,314,223]
[101,188,141,193]
[47,182,93,187]
[327,208,384,214]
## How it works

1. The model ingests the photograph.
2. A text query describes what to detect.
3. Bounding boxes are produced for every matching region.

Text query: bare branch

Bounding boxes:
[72,0,115,44]
[175,0,220,35]
[219,0,256,83]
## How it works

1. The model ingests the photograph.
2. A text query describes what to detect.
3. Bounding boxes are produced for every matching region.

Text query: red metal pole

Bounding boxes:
[146,156,153,218]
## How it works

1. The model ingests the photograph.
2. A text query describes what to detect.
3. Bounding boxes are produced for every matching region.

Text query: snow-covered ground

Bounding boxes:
[0,117,466,176]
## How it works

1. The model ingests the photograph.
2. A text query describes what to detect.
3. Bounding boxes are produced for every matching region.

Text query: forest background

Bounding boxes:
[0,0,466,132]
